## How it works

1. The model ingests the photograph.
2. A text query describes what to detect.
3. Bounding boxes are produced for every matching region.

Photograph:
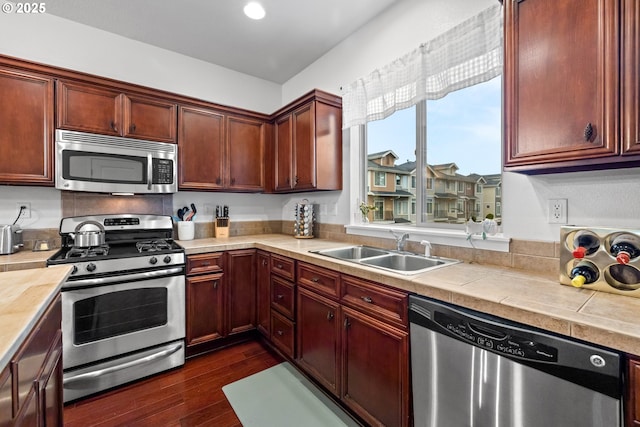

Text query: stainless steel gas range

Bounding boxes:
[47,214,186,402]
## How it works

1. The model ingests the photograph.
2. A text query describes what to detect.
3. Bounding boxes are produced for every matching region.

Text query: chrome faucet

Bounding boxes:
[390,230,409,252]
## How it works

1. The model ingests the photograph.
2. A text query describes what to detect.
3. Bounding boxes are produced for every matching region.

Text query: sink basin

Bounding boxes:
[313,245,390,260]
[360,253,456,273]
[311,245,460,275]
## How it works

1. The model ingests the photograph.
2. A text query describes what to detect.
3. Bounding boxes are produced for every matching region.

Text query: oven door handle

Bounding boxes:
[63,343,183,387]
[66,267,184,288]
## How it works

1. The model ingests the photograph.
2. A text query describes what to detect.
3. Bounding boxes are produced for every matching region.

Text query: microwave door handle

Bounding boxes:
[147,153,153,190]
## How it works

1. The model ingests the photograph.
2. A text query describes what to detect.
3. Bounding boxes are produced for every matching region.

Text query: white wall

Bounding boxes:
[282,0,640,242]
[2,1,636,241]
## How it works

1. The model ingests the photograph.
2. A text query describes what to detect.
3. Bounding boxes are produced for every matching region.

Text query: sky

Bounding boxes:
[367,76,502,176]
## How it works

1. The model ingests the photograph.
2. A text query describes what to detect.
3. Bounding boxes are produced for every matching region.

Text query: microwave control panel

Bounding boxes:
[152,159,174,184]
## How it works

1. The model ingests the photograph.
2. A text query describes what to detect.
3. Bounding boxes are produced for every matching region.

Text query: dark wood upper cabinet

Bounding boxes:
[0,67,54,185]
[503,0,640,173]
[178,106,267,192]
[178,105,226,190]
[56,80,177,143]
[622,0,640,155]
[226,115,266,191]
[272,90,342,192]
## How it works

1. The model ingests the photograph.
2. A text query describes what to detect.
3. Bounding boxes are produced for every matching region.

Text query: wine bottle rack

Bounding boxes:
[560,226,640,297]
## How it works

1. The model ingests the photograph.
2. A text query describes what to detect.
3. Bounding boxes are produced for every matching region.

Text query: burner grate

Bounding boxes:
[65,245,110,259]
[136,240,173,253]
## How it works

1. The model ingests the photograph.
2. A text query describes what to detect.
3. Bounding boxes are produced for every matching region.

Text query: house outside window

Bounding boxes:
[374,171,386,187]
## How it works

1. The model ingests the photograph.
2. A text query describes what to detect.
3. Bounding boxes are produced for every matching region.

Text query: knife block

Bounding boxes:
[214,218,230,238]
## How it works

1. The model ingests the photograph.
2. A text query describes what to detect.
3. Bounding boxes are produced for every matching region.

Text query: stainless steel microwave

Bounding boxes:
[55,130,178,194]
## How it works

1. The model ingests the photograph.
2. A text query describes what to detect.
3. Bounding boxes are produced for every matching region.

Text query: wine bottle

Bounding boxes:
[610,233,640,264]
[569,261,599,288]
[571,230,600,258]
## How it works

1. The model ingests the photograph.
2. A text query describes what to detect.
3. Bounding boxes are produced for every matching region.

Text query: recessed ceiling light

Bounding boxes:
[244,2,266,20]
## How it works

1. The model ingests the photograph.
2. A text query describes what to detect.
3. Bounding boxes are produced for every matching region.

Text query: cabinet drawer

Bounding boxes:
[271,310,295,359]
[341,275,408,328]
[187,253,223,275]
[271,254,295,281]
[271,276,295,319]
[297,262,340,299]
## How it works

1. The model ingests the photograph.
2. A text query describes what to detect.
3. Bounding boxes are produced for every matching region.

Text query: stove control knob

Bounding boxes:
[86,263,96,272]
[149,256,158,265]
[163,255,172,264]
[71,265,78,275]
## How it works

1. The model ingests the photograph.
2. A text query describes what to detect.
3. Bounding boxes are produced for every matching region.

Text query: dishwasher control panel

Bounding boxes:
[436,311,558,362]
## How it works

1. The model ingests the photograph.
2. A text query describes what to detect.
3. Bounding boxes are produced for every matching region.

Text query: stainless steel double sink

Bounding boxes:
[310,245,460,275]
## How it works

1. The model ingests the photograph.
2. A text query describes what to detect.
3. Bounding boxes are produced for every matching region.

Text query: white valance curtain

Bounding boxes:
[341,3,503,129]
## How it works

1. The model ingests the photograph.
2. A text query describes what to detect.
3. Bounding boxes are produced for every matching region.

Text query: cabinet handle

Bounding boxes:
[344,318,350,329]
[327,311,334,320]
[110,121,118,132]
[262,259,268,266]
[202,262,210,266]
[584,122,594,142]
[276,330,284,336]
[294,175,299,186]
[311,277,320,283]
[213,280,218,289]
[276,294,284,300]
[130,123,136,133]
[216,177,221,185]
[361,296,373,304]
[277,264,283,269]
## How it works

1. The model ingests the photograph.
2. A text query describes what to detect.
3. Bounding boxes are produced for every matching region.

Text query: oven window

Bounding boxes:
[74,288,168,345]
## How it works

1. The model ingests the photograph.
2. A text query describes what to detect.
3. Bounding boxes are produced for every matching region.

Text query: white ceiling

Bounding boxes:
[45,0,400,84]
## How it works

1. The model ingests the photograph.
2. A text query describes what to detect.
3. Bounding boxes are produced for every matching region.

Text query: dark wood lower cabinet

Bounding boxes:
[296,287,341,397]
[186,272,225,347]
[226,249,257,335]
[627,356,640,426]
[0,295,62,427]
[256,251,271,337]
[341,306,409,427]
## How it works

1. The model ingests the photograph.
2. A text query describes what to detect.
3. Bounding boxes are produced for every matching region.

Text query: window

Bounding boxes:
[366,77,501,226]
[374,199,384,220]
[374,171,386,187]
[496,202,502,216]
[347,3,502,229]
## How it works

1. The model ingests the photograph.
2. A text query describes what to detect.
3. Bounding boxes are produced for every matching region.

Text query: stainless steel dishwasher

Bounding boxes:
[409,295,623,427]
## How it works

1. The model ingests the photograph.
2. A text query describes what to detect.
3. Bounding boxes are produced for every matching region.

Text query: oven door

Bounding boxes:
[62,272,185,370]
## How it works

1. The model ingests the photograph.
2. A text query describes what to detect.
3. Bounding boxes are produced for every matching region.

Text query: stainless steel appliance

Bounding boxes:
[560,225,640,297]
[47,214,185,402]
[409,295,622,427]
[0,224,23,254]
[55,129,178,194]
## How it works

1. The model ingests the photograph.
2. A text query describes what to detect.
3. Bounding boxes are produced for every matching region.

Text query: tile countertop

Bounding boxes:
[179,234,640,356]
[0,265,72,368]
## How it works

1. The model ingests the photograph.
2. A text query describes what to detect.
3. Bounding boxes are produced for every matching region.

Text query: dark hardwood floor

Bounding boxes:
[63,340,283,427]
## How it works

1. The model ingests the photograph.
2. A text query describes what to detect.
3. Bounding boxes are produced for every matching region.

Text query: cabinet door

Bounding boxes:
[297,287,341,397]
[256,251,271,337]
[0,68,54,185]
[227,115,265,191]
[622,0,640,155]
[37,332,62,427]
[178,106,225,190]
[123,95,176,143]
[226,250,257,335]
[504,0,619,169]
[0,365,11,426]
[274,114,293,191]
[292,102,316,190]
[341,306,409,427]
[56,80,122,136]
[627,356,640,426]
[186,273,224,346]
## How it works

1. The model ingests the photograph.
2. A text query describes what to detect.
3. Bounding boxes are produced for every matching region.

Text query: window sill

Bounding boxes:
[344,223,511,252]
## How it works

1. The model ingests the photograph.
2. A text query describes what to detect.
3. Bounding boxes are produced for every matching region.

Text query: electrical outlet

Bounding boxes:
[548,199,567,224]
[17,202,31,219]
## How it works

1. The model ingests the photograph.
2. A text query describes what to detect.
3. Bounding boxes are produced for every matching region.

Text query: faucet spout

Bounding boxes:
[390,230,410,251]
